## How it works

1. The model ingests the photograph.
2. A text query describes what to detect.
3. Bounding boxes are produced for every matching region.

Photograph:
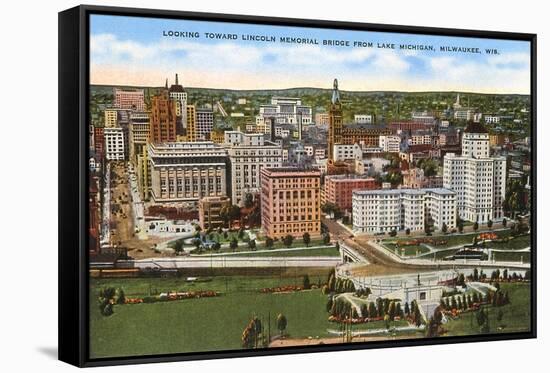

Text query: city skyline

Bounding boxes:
[90,15,531,94]
[84,11,533,360]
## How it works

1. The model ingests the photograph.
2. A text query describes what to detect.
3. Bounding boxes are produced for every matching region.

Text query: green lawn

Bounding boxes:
[90,283,333,358]
[383,230,513,250]
[214,246,340,258]
[91,275,330,297]
[489,235,531,251]
[173,234,330,254]
[89,278,531,358]
[444,282,531,336]
[493,251,530,263]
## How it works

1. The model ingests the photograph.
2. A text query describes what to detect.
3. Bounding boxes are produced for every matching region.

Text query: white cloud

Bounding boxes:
[90,33,530,94]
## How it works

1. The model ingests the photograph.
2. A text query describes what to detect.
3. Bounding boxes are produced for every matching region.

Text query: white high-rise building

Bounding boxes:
[104,127,125,161]
[224,131,283,205]
[352,188,456,234]
[443,122,506,223]
[256,97,312,125]
[333,144,362,161]
[379,135,401,153]
[354,114,373,124]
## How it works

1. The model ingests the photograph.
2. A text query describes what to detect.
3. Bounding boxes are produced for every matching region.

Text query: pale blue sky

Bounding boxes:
[90,14,531,93]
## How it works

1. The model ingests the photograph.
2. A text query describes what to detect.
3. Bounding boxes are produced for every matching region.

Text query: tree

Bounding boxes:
[229,205,241,221]
[473,221,479,232]
[283,234,294,248]
[102,302,114,317]
[426,308,443,337]
[321,202,342,219]
[389,229,397,237]
[327,274,336,292]
[388,301,396,320]
[368,302,377,318]
[276,314,287,337]
[303,274,311,289]
[248,239,256,250]
[396,302,404,318]
[457,216,464,233]
[502,218,507,227]
[230,237,238,251]
[193,238,201,251]
[451,296,458,310]
[244,192,254,208]
[404,302,410,316]
[326,296,334,312]
[457,273,466,287]
[405,228,411,236]
[212,242,221,251]
[441,223,448,234]
[487,219,493,228]
[173,240,185,254]
[116,288,126,305]
[302,232,311,247]
[322,233,331,245]
[265,237,274,249]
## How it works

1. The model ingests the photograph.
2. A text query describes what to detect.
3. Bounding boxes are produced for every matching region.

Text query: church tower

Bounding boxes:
[328,78,343,162]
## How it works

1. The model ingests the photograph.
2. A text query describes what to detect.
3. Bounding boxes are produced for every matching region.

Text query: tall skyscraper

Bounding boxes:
[196,108,214,140]
[260,168,321,238]
[443,121,506,222]
[149,90,177,143]
[168,73,188,137]
[185,104,197,142]
[224,130,283,205]
[328,78,343,162]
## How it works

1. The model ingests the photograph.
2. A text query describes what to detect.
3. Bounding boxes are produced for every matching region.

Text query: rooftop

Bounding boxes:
[353,187,455,196]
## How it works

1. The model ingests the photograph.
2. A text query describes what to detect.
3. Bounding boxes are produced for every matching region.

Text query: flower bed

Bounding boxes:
[124,290,219,304]
[328,315,385,324]
[396,238,448,247]
[260,285,303,294]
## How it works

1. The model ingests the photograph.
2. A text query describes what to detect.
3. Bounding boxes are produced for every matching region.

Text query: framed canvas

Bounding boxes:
[58,5,537,367]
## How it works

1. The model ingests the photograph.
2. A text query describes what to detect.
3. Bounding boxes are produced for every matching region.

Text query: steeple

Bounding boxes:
[175,73,179,85]
[331,78,340,105]
[165,78,168,89]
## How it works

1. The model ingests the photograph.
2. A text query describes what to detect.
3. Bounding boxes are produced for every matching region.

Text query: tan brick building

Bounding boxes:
[260,168,321,239]
[150,90,177,143]
[199,196,231,230]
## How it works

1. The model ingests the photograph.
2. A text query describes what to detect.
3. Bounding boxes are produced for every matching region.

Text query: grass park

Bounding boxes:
[89,275,532,358]
[90,274,334,358]
[444,282,531,336]
[228,246,340,257]
[381,230,530,261]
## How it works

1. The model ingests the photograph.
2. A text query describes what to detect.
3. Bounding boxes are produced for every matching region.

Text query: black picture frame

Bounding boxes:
[58,4,537,367]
